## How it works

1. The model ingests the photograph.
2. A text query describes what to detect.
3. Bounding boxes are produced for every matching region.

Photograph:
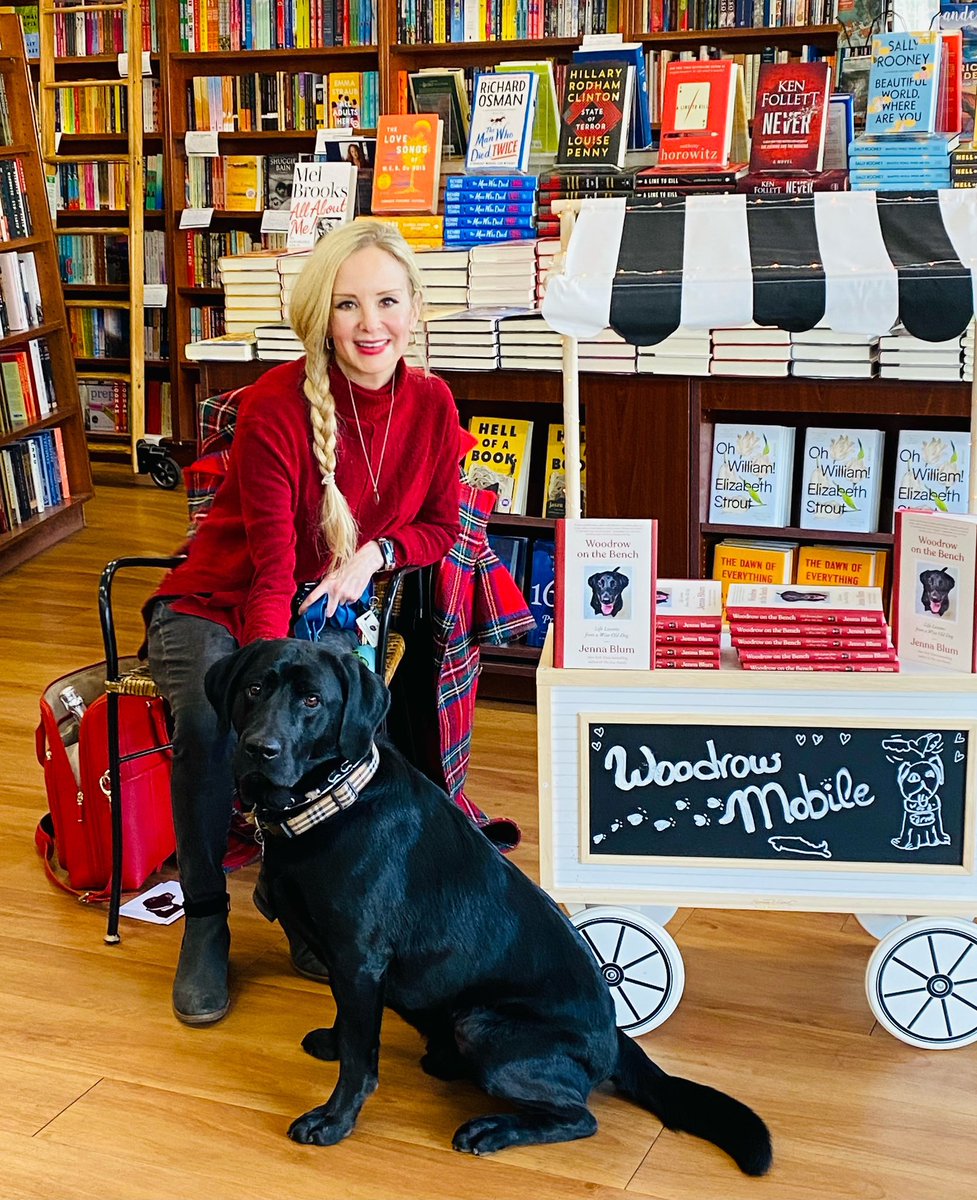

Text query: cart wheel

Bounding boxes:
[149,456,181,490]
[570,906,685,1037]
[866,917,977,1050]
[855,913,909,940]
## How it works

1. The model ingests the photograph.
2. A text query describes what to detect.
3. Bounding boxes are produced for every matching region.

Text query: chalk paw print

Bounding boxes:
[627,808,649,826]
[653,818,675,832]
[693,814,710,827]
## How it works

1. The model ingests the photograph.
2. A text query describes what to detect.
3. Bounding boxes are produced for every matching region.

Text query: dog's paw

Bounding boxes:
[302,1027,338,1061]
[288,1107,353,1146]
[452,1116,517,1156]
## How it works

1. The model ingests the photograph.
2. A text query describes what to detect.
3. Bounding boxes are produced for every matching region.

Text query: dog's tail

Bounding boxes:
[612,1030,772,1176]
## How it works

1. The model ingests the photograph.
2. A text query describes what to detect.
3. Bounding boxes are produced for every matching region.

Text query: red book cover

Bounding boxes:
[657,60,744,170]
[728,621,889,638]
[656,616,724,631]
[655,631,723,645]
[371,114,444,215]
[748,61,832,173]
[657,658,720,669]
[740,662,900,672]
[724,584,886,624]
[732,634,893,650]
[655,645,721,658]
[737,647,898,663]
[938,29,963,135]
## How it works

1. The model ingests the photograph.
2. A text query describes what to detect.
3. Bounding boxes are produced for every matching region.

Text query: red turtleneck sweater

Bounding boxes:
[152,357,463,644]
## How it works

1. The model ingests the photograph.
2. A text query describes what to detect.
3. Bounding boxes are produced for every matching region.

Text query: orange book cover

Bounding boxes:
[656,59,746,170]
[372,115,444,215]
[712,540,795,610]
[795,545,877,589]
[328,72,363,129]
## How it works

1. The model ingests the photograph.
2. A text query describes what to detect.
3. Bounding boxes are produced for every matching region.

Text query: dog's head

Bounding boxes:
[204,637,390,814]
[588,568,628,616]
[919,568,955,616]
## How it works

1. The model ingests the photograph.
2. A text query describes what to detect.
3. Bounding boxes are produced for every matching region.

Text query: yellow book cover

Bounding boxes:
[795,544,877,588]
[329,73,362,129]
[372,114,444,215]
[542,423,586,518]
[358,214,445,238]
[712,539,797,610]
[464,415,534,516]
[222,156,264,211]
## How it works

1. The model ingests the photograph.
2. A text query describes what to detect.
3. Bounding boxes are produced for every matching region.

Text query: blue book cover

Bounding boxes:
[865,32,943,135]
[443,227,538,243]
[525,539,555,649]
[445,174,539,190]
[851,131,961,151]
[572,44,653,150]
[443,201,538,216]
[444,214,537,229]
[466,71,539,174]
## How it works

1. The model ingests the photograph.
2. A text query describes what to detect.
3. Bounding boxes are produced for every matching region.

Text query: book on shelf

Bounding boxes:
[893,508,977,672]
[487,533,530,592]
[286,162,356,251]
[184,332,257,361]
[525,538,555,649]
[408,68,470,158]
[265,153,300,211]
[655,59,749,172]
[737,169,851,194]
[725,584,887,624]
[328,73,362,129]
[542,423,586,519]
[797,427,885,534]
[556,62,634,171]
[712,538,798,610]
[865,30,943,134]
[223,155,264,211]
[465,71,538,175]
[572,39,653,150]
[655,578,723,629]
[749,62,832,174]
[462,415,533,516]
[707,423,795,528]
[823,94,855,170]
[372,115,443,215]
[554,518,657,670]
[795,544,889,590]
[496,61,560,156]
[892,429,971,523]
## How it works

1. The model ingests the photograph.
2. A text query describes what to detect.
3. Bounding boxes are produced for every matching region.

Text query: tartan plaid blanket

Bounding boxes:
[431,482,537,849]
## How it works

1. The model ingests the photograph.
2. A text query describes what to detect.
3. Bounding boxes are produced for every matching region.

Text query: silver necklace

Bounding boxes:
[346,374,396,505]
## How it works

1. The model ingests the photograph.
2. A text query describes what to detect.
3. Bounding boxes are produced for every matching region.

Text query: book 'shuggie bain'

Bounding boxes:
[35,659,175,899]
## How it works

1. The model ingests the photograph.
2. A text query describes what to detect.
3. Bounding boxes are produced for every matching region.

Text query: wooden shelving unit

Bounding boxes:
[0,10,93,574]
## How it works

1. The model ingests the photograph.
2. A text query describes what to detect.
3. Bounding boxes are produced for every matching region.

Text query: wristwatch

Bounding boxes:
[377,537,397,571]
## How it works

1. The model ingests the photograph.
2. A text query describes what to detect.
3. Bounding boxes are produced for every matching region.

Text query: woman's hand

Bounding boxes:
[299,541,385,619]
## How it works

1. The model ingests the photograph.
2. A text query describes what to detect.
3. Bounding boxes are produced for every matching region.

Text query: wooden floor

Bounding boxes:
[1,470,975,1200]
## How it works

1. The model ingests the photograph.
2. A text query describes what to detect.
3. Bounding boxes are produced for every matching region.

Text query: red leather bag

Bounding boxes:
[35,660,176,900]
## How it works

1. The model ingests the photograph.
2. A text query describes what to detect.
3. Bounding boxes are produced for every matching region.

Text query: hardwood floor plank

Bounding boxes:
[0,1055,101,1137]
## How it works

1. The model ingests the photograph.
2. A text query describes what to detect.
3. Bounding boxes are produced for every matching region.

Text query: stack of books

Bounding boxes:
[254,321,303,362]
[422,307,508,372]
[218,250,284,334]
[535,238,560,306]
[278,250,311,321]
[633,164,747,199]
[497,313,636,372]
[965,320,975,381]
[950,145,977,187]
[878,327,964,381]
[790,328,880,379]
[415,247,470,308]
[794,544,889,592]
[712,538,798,614]
[536,169,633,240]
[442,174,538,246]
[468,241,537,308]
[636,328,712,376]
[710,326,791,378]
[848,132,957,190]
[726,584,898,672]
[185,331,257,362]
[654,579,722,669]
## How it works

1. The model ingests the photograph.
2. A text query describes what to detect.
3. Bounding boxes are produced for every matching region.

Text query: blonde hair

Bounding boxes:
[288,221,425,568]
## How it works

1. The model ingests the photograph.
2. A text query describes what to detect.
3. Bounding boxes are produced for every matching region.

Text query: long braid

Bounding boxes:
[303,339,358,567]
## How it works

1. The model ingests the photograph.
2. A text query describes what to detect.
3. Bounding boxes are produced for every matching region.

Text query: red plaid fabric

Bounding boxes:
[183,388,247,534]
[432,481,537,849]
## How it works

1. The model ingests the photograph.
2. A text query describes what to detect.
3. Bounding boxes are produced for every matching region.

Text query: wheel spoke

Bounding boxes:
[882,985,928,999]
[622,975,666,993]
[621,948,662,971]
[940,998,953,1037]
[892,954,931,981]
[580,928,602,959]
[616,985,641,1022]
[926,934,941,975]
[611,923,626,965]
[906,995,934,1031]
[947,991,977,1015]
[946,942,974,980]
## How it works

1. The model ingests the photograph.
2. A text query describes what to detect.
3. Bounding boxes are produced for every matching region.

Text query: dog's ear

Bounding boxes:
[204,640,273,734]
[587,572,600,587]
[333,652,390,763]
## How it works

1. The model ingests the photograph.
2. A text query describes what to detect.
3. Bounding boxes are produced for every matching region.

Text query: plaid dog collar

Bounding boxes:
[254,743,380,839]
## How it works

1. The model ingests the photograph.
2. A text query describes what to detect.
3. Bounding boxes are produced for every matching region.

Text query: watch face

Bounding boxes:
[674,81,711,131]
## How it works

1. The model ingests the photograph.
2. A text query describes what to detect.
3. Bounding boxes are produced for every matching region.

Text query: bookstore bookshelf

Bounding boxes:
[0,10,94,574]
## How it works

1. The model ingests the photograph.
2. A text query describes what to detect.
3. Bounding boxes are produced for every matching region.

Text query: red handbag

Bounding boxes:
[35,660,176,900]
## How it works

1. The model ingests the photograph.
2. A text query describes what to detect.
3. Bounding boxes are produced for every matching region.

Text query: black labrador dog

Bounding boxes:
[588,567,629,617]
[204,638,772,1174]
[919,567,955,616]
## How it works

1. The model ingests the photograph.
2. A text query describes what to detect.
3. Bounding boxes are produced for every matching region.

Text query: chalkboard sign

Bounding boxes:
[582,715,975,870]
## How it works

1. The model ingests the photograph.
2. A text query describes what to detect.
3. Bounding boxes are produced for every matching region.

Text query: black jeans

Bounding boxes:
[146,601,238,914]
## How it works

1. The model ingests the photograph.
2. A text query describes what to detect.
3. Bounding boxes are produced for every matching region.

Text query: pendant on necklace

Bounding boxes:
[373,488,381,505]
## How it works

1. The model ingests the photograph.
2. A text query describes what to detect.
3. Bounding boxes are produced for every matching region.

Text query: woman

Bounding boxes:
[145,221,462,1026]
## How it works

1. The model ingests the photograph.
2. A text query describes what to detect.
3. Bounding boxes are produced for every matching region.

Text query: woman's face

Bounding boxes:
[328,245,419,389]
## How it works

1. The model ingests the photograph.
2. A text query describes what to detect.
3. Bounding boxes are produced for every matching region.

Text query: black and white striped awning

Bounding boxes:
[541,192,977,346]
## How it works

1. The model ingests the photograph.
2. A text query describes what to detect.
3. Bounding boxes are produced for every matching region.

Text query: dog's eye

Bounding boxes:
[246,684,261,699]
[303,694,321,709]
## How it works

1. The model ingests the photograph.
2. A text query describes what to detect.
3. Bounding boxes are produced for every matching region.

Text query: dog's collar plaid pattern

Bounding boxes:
[254,743,380,839]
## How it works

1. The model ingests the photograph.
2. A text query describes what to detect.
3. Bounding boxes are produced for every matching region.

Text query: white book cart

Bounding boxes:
[537,191,977,1050]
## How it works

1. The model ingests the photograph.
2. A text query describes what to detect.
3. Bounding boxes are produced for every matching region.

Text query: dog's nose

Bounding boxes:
[245,737,282,762]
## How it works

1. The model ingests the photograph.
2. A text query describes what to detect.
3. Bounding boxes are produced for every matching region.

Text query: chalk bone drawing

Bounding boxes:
[882,733,953,851]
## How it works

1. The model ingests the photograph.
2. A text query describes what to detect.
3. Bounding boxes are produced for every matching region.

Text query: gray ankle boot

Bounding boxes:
[173,901,231,1025]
